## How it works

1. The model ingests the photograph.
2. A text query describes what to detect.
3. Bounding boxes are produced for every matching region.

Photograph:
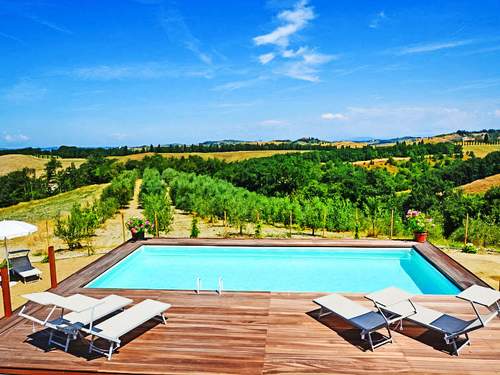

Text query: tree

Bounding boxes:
[303,197,324,235]
[364,196,383,237]
[142,192,174,233]
[54,204,98,250]
[44,157,62,193]
[140,168,164,205]
[190,215,200,238]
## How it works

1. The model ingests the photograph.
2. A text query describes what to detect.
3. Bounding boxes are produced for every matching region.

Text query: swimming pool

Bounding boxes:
[86,246,461,294]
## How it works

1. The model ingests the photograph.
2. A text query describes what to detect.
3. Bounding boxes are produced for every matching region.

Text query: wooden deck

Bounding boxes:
[0,239,498,374]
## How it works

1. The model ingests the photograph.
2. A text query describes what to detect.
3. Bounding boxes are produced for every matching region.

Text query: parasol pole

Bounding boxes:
[3,237,8,270]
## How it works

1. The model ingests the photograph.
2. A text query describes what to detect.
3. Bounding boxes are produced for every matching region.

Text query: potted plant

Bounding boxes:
[126,217,153,240]
[406,209,430,243]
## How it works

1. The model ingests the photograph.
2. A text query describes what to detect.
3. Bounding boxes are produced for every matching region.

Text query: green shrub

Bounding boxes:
[54,203,98,250]
[450,218,500,247]
[190,216,200,238]
[254,221,262,238]
[142,193,174,234]
[140,168,164,206]
[462,243,478,254]
[101,170,137,208]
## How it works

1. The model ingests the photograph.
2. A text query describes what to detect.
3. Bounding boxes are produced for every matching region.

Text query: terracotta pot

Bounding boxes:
[414,232,428,243]
[131,230,145,240]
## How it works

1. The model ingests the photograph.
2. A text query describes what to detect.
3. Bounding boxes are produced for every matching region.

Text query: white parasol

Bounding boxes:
[0,220,38,265]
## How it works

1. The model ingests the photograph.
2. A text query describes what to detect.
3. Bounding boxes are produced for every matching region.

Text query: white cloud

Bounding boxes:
[64,63,212,81]
[369,11,387,29]
[3,133,29,142]
[494,109,500,118]
[160,5,213,65]
[259,53,275,64]
[111,132,129,141]
[212,77,267,91]
[442,78,500,92]
[3,80,47,103]
[395,39,474,55]
[253,1,335,82]
[321,113,348,121]
[259,119,287,125]
[0,31,23,43]
[253,0,314,47]
[27,15,72,34]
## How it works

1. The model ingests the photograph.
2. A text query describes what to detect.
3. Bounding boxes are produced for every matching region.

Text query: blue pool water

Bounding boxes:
[86,246,461,294]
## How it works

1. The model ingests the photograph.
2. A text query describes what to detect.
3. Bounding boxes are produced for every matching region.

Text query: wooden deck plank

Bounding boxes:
[0,239,498,374]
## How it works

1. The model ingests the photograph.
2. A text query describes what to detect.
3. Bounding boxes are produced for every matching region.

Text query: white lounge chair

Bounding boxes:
[313,293,401,351]
[19,292,132,352]
[83,299,171,360]
[371,285,500,355]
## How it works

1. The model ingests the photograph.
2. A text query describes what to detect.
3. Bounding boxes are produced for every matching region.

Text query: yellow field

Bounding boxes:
[352,157,409,173]
[459,173,500,194]
[111,150,308,163]
[0,154,85,176]
[463,144,500,158]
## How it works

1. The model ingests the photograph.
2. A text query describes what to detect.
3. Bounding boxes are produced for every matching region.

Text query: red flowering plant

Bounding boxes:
[126,216,153,239]
[405,209,431,233]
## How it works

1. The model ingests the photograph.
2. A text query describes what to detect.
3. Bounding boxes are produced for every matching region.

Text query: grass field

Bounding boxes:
[0,184,106,222]
[463,143,500,158]
[459,173,500,194]
[0,184,106,255]
[352,157,409,173]
[111,150,308,163]
[0,154,85,176]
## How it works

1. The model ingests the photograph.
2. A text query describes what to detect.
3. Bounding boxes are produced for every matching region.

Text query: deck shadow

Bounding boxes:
[392,322,466,356]
[24,319,163,361]
[307,309,390,352]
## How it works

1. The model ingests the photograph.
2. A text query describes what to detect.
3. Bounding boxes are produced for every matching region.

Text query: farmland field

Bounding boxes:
[460,173,500,194]
[0,184,106,222]
[463,143,500,158]
[111,149,308,163]
[0,154,85,176]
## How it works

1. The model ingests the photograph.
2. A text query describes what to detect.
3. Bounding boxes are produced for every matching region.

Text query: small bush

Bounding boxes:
[190,216,200,238]
[254,221,262,238]
[54,203,98,250]
[142,193,174,234]
[462,243,478,254]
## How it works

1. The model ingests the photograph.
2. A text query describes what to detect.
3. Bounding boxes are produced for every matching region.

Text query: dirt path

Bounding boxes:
[92,179,143,251]
[444,249,500,289]
[0,179,144,316]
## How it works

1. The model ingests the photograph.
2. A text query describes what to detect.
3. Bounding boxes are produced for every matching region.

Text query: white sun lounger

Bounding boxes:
[83,299,171,360]
[313,293,401,351]
[371,285,500,355]
[19,292,132,352]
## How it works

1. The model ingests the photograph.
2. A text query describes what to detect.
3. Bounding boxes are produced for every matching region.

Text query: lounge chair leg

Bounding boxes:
[386,325,392,340]
[64,335,71,352]
[107,342,114,360]
[48,330,54,347]
[161,313,167,325]
[89,335,95,354]
[367,331,374,352]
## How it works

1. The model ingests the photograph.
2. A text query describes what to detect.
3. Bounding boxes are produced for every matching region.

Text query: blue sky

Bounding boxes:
[1,0,500,147]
